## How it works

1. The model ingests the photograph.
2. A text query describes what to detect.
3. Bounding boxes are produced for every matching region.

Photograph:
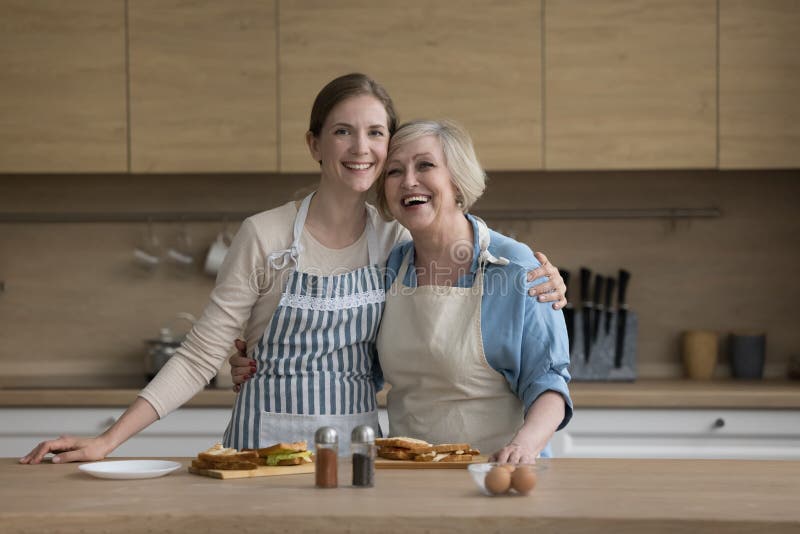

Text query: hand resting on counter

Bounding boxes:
[19,435,112,464]
[19,397,159,464]
[490,391,566,464]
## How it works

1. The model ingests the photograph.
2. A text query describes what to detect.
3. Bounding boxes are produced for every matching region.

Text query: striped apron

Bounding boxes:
[223,192,383,453]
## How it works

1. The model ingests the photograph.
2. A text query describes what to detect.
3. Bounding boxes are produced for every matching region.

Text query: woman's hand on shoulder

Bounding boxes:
[230,338,256,393]
[526,252,568,310]
[19,434,112,465]
[490,440,538,465]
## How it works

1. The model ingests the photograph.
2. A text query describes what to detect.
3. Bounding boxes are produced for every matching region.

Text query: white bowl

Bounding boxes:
[467,462,546,496]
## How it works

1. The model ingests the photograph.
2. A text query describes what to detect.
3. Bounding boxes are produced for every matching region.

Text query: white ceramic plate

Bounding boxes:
[78,460,182,480]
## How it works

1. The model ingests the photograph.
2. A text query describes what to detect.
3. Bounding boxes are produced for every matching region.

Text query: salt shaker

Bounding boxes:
[314,426,338,488]
[351,425,375,488]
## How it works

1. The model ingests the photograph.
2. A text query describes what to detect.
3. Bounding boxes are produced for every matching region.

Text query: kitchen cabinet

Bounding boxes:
[0,408,231,458]
[128,1,278,172]
[544,0,717,169]
[551,408,800,460]
[279,0,542,172]
[719,0,800,169]
[0,0,127,172]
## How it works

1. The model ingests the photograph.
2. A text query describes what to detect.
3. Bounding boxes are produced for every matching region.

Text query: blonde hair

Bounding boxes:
[376,119,487,220]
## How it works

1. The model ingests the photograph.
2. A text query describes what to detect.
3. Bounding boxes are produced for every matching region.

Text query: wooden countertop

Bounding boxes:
[1,458,798,533]
[1,380,798,409]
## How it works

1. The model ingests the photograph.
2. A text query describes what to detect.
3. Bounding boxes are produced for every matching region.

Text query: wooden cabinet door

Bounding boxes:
[545,0,717,169]
[720,0,800,169]
[0,1,127,172]
[128,1,277,172]
[279,0,542,172]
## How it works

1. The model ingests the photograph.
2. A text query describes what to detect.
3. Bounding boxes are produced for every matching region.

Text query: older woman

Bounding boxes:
[375,120,572,463]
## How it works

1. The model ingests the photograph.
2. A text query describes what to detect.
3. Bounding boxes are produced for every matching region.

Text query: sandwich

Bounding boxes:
[256,441,313,466]
[375,437,480,463]
[192,443,259,471]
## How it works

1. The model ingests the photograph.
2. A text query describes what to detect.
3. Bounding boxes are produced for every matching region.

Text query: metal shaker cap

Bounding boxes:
[351,425,375,444]
[315,426,338,445]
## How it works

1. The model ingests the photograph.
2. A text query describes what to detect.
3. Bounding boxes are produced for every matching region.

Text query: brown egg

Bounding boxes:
[485,466,512,495]
[510,466,537,495]
[497,463,516,473]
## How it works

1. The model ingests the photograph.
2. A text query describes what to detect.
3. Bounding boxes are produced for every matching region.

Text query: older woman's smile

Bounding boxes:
[401,194,431,207]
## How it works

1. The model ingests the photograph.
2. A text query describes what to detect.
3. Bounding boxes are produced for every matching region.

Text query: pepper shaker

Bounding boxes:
[351,425,375,488]
[314,426,338,488]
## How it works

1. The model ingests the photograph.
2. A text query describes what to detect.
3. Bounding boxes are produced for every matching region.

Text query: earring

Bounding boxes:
[456,195,464,208]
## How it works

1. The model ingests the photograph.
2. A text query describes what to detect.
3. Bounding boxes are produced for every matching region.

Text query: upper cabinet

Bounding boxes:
[128,1,277,172]
[2,1,797,174]
[279,0,542,172]
[719,0,800,169]
[544,0,717,170]
[0,1,127,173]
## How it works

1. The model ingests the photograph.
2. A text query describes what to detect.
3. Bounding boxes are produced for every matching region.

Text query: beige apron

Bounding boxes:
[376,219,523,454]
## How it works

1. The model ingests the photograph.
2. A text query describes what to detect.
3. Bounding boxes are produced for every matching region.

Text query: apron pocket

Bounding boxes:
[259,411,379,456]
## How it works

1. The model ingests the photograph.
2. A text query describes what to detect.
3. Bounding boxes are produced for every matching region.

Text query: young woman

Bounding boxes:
[20,74,565,464]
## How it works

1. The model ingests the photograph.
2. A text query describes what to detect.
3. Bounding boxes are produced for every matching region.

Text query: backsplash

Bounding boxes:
[0,170,798,386]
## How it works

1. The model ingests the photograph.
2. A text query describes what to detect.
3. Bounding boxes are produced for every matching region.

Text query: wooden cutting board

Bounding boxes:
[188,463,315,480]
[375,455,488,469]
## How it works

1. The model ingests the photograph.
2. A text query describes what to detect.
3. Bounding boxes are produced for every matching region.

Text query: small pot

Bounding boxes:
[144,328,183,381]
[144,313,196,381]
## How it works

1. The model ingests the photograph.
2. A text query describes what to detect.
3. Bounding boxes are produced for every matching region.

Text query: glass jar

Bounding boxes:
[350,425,375,488]
[314,426,338,488]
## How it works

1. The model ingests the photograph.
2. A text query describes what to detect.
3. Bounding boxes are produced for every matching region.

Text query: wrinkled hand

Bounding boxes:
[230,338,256,393]
[490,441,538,465]
[527,252,568,310]
[19,435,111,465]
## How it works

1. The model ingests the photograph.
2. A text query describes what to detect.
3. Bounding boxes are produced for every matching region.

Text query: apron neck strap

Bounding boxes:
[266,193,313,270]
[473,216,509,269]
[364,213,380,266]
[398,247,415,283]
[291,192,314,245]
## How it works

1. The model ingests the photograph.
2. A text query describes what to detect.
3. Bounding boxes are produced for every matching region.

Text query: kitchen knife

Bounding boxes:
[604,276,616,336]
[580,267,593,363]
[614,269,631,368]
[592,274,604,344]
[559,269,574,353]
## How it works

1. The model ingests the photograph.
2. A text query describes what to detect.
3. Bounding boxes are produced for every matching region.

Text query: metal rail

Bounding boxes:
[0,207,721,223]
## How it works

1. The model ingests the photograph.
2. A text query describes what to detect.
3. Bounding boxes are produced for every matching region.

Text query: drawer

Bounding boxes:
[551,409,800,460]
[0,407,231,458]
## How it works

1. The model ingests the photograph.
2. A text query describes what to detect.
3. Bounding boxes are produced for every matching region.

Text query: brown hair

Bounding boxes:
[308,73,398,137]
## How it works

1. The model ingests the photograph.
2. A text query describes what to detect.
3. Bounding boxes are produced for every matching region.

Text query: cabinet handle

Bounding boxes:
[712,417,725,429]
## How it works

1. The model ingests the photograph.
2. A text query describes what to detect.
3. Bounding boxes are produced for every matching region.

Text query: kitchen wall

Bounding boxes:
[1,170,798,387]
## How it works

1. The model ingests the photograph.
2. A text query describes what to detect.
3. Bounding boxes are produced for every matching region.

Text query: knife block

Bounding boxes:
[568,310,637,381]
